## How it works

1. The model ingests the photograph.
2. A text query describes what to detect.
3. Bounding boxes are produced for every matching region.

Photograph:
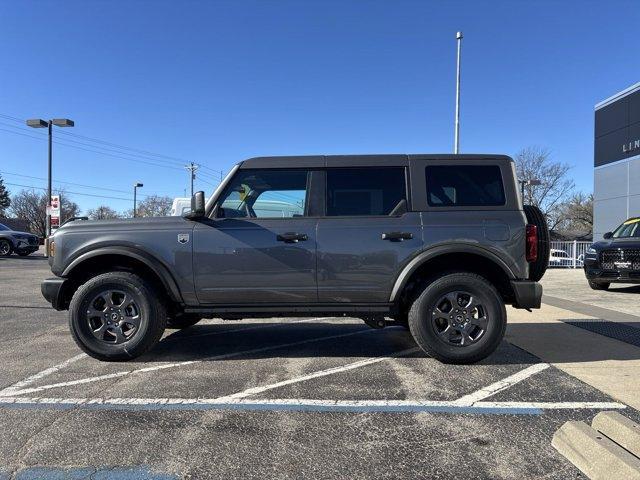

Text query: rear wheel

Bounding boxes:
[408,272,506,364]
[68,272,167,361]
[588,280,610,291]
[524,205,550,282]
[0,239,12,257]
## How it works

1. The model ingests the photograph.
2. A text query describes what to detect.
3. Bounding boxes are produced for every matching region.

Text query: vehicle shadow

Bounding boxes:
[141,320,559,366]
[607,284,640,294]
[0,255,47,261]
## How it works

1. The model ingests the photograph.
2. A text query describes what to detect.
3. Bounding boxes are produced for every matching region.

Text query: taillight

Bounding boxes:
[526,224,537,262]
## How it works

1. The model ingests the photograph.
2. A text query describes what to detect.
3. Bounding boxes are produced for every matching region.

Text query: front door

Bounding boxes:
[193,168,317,304]
[316,165,423,303]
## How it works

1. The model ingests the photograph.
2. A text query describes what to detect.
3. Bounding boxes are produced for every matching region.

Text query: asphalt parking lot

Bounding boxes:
[1,255,638,479]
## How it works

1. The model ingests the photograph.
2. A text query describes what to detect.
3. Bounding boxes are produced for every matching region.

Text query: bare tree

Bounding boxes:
[125,195,173,218]
[514,147,575,231]
[0,174,10,216]
[555,192,593,238]
[87,205,121,220]
[9,190,80,237]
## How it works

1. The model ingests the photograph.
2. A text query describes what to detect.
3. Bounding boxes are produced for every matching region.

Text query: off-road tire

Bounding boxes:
[166,314,202,329]
[524,205,550,282]
[0,239,12,257]
[68,272,167,361]
[408,272,506,364]
[588,280,610,291]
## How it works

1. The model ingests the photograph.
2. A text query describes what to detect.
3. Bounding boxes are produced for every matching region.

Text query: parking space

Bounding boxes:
[1,256,639,479]
[542,268,640,320]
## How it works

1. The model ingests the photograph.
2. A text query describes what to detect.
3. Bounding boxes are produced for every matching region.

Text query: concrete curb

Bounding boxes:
[552,420,640,479]
[593,411,640,459]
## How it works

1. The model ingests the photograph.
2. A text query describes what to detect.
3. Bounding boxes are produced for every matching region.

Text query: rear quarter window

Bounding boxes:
[426,165,505,207]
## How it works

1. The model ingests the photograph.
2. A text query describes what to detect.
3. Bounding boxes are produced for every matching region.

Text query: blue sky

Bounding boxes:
[0,0,638,214]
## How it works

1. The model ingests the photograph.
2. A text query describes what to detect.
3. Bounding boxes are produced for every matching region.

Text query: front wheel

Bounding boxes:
[68,272,167,361]
[0,239,12,257]
[408,272,506,364]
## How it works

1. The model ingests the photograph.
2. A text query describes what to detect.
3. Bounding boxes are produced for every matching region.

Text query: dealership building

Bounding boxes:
[594,82,640,239]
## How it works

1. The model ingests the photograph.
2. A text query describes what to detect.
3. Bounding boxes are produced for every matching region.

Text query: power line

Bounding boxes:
[0,113,186,167]
[0,127,186,171]
[0,113,227,174]
[4,182,134,202]
[0,171,172,199]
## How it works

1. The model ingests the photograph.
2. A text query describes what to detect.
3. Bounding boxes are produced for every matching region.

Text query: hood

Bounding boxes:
[54,215,193,235]
[593,237,640,249]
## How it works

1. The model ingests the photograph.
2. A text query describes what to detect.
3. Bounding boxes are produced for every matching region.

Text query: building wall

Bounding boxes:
[593,83,640,239]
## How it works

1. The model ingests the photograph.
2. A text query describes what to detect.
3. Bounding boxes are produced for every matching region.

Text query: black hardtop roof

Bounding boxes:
[239,154,513,169]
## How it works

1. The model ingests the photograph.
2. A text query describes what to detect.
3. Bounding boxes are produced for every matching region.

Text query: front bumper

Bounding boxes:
[584,258,640,284]
[41,277,69,310]
[511,280,542,309]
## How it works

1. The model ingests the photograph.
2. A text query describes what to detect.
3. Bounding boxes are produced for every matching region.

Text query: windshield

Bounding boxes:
[612,219,640,238]
[0,223,10,231]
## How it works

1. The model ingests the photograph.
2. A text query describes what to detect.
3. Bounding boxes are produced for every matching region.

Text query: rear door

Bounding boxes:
[193,168,318,304]
[316,161,423,303]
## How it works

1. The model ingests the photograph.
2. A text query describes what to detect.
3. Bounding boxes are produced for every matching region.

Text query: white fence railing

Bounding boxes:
[548,241,592,268]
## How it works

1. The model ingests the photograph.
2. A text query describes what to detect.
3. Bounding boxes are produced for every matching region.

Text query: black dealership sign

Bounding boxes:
[595,88,640,167]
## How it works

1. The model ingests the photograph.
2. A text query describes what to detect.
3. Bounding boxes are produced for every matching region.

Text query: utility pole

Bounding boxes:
[185,162,199,197]
[454,31,463,154]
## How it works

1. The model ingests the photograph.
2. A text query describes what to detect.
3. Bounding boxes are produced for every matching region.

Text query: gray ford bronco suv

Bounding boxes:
[42,154,548,364]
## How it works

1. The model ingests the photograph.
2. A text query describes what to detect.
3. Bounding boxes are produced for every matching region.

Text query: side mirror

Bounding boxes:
[186,191,206,219]
[603,231,613,239]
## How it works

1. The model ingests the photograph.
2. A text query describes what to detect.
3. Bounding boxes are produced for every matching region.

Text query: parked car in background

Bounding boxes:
[584,217,640,290]
[0,223,40,257]
[170,197,191,216]
[549,248,571,267]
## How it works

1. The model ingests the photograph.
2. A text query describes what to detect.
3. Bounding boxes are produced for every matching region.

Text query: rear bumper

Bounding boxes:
[41,277,69,311]
[511,280,542,309]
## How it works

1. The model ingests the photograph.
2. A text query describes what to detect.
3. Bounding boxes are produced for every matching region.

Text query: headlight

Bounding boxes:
[587,246,597,254]
[48,239,55,257]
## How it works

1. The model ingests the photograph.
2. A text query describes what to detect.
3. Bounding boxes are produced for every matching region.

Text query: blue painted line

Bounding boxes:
[6,466,177,480]
[0,402,542,415]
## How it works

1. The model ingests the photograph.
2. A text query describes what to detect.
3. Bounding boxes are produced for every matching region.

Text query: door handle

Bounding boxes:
[277,232,308,243]
[381,231,413,241]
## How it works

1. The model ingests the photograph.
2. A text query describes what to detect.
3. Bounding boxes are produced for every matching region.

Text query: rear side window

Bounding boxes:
[326,167,407,216]
[426,165,505,207]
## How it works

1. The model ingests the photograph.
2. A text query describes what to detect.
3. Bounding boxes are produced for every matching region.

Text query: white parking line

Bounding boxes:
[0,396,625,414]
[0,353,87,397]
[6,328,379,397]
[0,317,338,398]
[454,363,550,405]
[216,347,421,400]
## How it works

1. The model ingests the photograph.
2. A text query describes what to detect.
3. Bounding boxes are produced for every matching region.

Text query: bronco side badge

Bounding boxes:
[177,233,190,244]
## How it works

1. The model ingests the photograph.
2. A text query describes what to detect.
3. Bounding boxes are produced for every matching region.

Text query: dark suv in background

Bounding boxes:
[0,223,40,257]
[584,217,640,290]
[42,154,549,364]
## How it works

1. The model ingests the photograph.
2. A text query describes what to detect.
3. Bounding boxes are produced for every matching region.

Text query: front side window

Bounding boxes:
[326,167,407,216]
[216,169,308,218]
[426,165,505,207]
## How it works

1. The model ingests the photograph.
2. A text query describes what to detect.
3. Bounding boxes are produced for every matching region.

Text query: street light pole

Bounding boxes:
[454,31,463,154]
[26,118,74,255]
[47,121,53,238]
[133,182,143,217]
